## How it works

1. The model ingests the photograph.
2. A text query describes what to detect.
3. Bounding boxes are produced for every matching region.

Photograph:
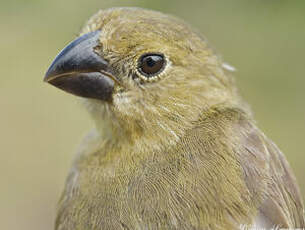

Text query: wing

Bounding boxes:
[237,119,305,228]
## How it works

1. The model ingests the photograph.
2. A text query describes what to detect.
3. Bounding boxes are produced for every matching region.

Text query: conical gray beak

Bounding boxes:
[44,30,115,102]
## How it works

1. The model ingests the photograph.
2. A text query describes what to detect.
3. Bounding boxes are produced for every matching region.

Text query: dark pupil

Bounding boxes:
[146,57,156,67]
[141,55,164,76]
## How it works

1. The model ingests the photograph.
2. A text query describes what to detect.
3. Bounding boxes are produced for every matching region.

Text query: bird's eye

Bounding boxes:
[138,53,166,78]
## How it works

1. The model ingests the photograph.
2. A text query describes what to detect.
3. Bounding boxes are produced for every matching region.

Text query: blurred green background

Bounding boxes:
[0,0,304,229]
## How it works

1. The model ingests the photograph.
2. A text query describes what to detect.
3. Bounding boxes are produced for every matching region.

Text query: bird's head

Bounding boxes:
[45,7,239,148]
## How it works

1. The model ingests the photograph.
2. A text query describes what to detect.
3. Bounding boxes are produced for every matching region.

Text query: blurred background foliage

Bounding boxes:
[0,0,304,229]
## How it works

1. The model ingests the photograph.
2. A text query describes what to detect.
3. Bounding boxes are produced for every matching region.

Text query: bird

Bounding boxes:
[44,7,305,230]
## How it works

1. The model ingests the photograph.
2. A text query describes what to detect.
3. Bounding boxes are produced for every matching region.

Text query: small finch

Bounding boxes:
[44,7,304,230]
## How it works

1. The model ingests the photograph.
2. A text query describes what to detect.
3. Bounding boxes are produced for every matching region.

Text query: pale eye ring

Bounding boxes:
[138,53,166,78]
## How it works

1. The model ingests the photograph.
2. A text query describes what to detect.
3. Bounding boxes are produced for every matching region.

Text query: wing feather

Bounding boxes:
[237,119,305,228]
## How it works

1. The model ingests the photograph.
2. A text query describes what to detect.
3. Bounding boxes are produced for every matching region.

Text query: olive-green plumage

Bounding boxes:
[45,7,304,230]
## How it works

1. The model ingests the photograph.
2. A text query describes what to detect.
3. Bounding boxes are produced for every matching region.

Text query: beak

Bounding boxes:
[44,30,115,102]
